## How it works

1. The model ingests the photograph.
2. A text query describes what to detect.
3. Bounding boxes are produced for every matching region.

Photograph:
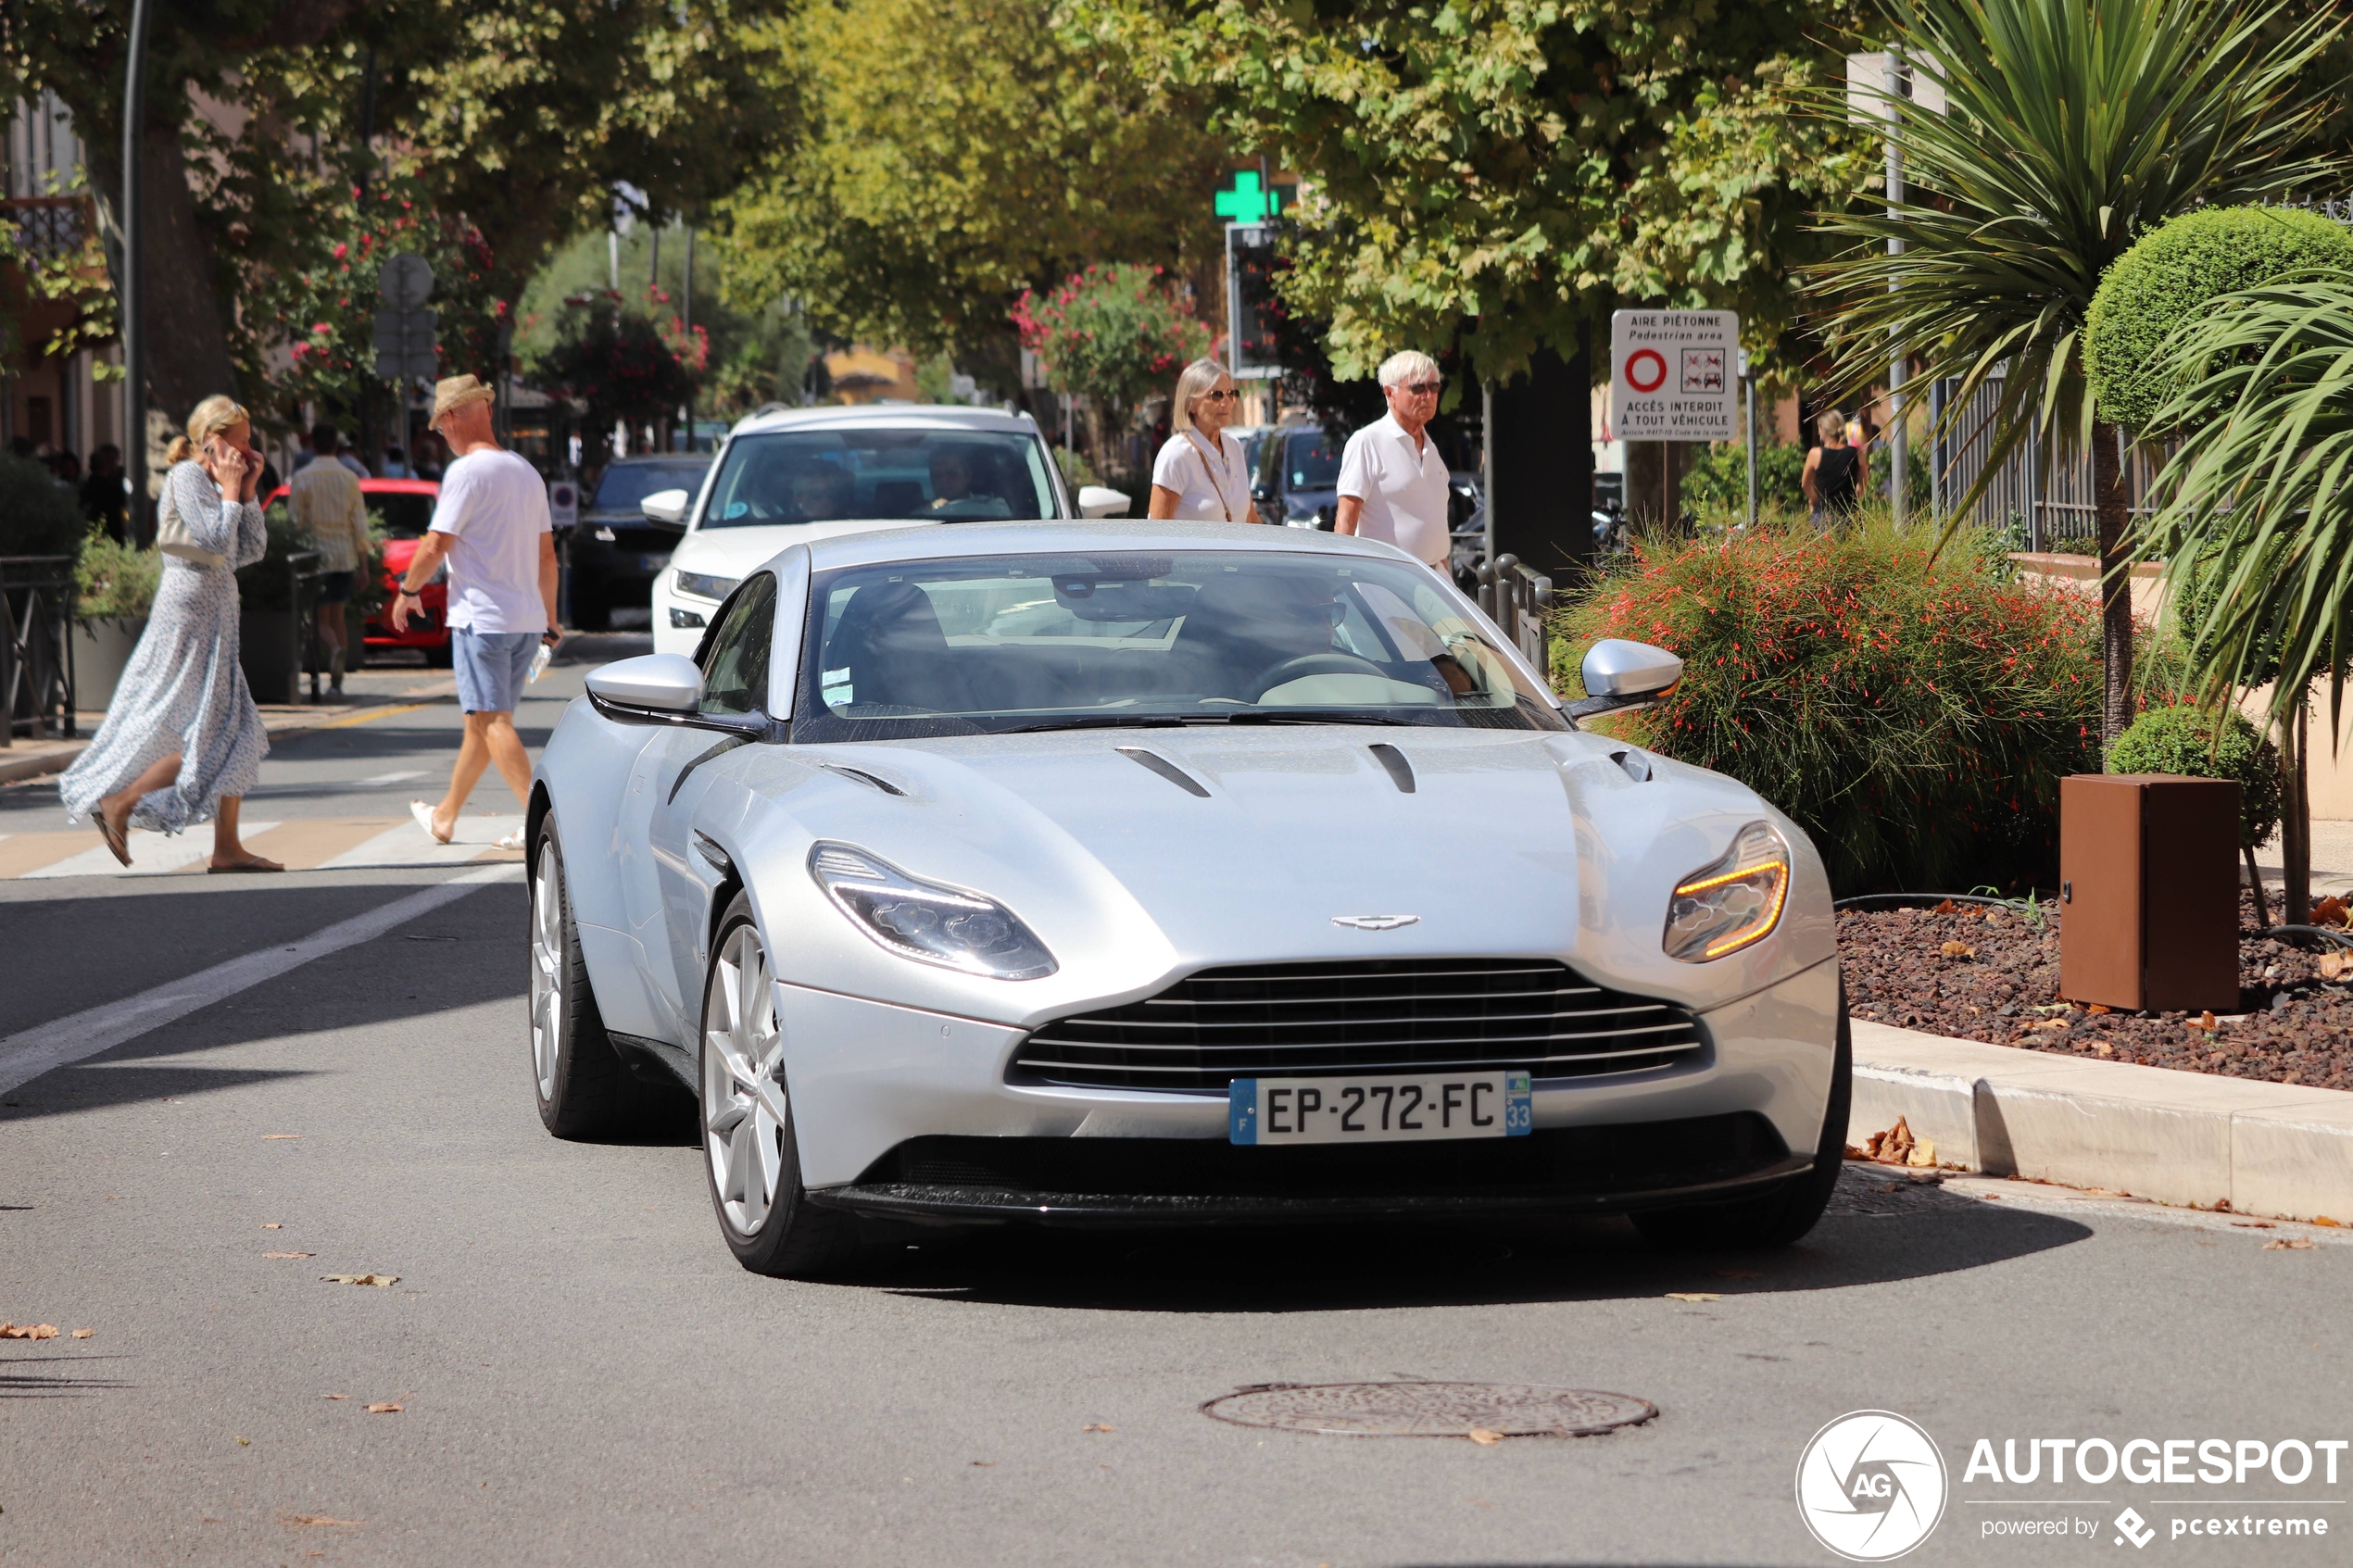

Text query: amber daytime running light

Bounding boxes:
[1663,822,1791,962]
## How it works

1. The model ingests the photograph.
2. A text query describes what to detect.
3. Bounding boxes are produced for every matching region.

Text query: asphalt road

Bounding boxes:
[3,637,2350,1567]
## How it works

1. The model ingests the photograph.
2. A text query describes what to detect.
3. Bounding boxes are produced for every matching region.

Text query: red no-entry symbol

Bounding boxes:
[1625,348,1668,395]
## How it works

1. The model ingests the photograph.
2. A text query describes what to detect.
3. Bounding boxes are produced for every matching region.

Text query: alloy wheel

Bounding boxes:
[530,849,563,1100]
[703,922,791,1236]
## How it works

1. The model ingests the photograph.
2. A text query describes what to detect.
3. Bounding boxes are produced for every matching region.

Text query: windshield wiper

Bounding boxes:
[1215,711,1420,726]
[993,710,1425,734]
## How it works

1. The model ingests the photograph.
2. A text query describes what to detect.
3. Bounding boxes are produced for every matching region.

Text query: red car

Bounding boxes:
[262,476,449,666]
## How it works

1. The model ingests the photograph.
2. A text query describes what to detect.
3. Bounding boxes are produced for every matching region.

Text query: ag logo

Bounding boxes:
[1795,1410,1948,1562]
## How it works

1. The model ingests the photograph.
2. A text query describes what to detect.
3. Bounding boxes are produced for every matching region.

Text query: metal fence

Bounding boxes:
[1929,374,2161,549]
[1,555,77,747]
[1477,555,1554,670]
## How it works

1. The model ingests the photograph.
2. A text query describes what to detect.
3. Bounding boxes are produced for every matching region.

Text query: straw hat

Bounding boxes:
[430,374,497,429]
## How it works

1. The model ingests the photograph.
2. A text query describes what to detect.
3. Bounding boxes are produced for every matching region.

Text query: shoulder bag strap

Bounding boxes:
[1184,430,1233,523]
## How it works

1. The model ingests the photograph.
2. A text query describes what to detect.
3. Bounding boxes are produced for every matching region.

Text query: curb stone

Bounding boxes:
[1851,1019,2353,1223]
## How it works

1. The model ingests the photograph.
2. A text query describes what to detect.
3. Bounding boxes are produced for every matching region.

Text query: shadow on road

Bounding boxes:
[849,1167,2089,1311]
[0,1355,134,1399]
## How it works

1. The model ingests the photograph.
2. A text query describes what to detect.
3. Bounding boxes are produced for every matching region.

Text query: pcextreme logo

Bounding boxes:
[1796,1410,1951,1562]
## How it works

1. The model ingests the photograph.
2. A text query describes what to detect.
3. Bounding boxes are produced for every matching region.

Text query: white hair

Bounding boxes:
[1169,358,1230,432]
[1376,350,1439,390]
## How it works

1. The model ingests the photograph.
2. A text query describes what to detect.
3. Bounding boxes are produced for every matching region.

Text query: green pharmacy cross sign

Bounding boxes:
[1214,170,1283,226]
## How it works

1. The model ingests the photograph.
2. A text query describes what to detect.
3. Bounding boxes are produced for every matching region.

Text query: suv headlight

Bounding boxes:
[809,843,1057,980]
[1663,822,1790,962]
[674,570,740,602]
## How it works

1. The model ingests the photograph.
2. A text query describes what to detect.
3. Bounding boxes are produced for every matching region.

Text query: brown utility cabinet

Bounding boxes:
[2058,774,2240,1013]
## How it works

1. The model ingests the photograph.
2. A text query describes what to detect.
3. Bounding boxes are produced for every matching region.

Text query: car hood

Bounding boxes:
[669,519,942,579]
[741,724,1835,1017]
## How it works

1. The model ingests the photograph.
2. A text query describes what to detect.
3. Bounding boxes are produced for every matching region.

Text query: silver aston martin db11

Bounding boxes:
[526,520,1846,1276]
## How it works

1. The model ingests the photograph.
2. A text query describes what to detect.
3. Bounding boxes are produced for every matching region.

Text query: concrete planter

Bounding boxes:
[71,616,149,711]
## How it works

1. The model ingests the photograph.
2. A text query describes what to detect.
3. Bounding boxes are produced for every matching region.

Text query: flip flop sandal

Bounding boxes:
[96,813,132,867]
[492,829,527,852]
[208,859,283,874]
[409,799,453,846]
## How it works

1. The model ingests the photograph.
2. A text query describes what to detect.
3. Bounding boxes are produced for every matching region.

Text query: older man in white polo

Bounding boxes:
[1334,350,1451,571]
[394,374,559,849]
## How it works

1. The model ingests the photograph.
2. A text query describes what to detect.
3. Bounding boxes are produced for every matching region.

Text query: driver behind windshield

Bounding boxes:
[791,465,855,521]
[925,448,973,510]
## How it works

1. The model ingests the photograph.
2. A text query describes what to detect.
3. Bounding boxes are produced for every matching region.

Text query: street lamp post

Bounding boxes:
[120,0,153,539]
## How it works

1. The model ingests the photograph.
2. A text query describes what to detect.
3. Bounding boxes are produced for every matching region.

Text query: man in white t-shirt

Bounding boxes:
[393,374,559,848]
[1334,350,1452,569]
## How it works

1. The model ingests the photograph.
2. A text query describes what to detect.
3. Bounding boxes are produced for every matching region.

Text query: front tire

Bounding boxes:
[699,896,862,1278]
[1631,986,1852,1250]
[529,819,634,1137]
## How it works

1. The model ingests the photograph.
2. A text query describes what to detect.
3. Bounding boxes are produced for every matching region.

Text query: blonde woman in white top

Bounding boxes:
[1147,358,1263,524]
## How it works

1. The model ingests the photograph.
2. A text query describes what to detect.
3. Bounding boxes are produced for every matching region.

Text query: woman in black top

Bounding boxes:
[1802,409,1868,530]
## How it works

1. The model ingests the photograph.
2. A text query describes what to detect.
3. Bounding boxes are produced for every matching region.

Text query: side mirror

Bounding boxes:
[640,488,691,528]
[1076,484,1129,520]
[585,652,703,716]
[1566,638,1682,724]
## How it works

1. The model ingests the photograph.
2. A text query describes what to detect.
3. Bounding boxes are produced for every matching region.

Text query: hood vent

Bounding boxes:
[1116,746,1210,798]
[1367,743,1416,794]
[821,763,906,797]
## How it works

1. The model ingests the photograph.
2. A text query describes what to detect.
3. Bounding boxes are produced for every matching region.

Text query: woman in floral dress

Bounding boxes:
[60,395,283,872]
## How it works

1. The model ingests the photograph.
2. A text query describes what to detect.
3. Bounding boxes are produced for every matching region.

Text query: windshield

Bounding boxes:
[701,429,1059,528]
[592,461,710,511]
[794,551,1564,741]
[366,492,434,539]
[1284,431,1340,490]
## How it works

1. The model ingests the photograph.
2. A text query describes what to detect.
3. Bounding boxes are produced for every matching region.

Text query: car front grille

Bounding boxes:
[1010,958,1705,1092]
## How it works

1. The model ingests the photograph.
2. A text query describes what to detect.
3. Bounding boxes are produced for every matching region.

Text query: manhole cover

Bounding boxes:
[1202,1382,1656,1437]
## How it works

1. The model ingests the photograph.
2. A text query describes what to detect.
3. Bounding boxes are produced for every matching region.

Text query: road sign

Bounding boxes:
[548,476,579,531]
[1609,309,1739,442]
[372,307,438,381]
[378,252,434,309]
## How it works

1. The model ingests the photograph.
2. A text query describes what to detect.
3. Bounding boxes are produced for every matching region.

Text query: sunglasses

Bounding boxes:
[1401,380,1442,396]
[1199,389,1239,404]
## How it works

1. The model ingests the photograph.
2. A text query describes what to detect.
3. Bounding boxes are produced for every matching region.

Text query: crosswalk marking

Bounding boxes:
[0,815,524,880]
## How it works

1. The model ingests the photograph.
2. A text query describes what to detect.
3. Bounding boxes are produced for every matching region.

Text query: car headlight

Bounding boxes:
[674,570,740,602]
[1663,821,1790,962]
[809,843,1057,980]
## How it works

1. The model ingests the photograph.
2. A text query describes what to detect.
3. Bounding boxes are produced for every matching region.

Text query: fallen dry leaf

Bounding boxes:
[1843,1143,1873,1160]
[2315,1215,2342,1227]
[2322,952,2350,982]
[235,1437,251,1446]
[320,1273,398,1287]
[969,1461,994,1468]
[282,1514,362,1527]
[261,1251,314,1260]
[324,1394,349,1400]
[2231,1222,2276,1230]
[2311,895,2349,927]
[0,1323,59,1340]
[261,1135,301,1140]
[2265,1238,2316,1250]
[1080,1423,1114,1434]
[261,1223,283,1230]
[71,1328,94,1339]
[1937,939,1976,960]
[2095,1041,2115,1057]
[2198,1010,2220,1030]
[364,1402,403,1414]
[1932,898,1958,914]
[1666,1292,1723,1303]
[1466,1429,1504,1446]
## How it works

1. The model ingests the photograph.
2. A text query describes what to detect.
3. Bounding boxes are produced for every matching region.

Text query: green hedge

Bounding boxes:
[1555,513,2102,894]
[1683,441,1807,515]
[2106,703,2281,851]
[2086,206,2353,435]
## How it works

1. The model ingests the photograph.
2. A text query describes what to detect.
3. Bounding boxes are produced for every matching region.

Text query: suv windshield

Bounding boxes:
[794,550,1564,741]
[702,429,1058,527]
[1281,431,1340,489]
[591,461,709,511]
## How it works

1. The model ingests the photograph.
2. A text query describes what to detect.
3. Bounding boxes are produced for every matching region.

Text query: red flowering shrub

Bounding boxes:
[1012,263,1211,415]
[1555,520,2101,894]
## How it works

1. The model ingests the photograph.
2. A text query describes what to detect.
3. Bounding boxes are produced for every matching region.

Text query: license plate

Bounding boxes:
[1228,1072,1531,1146]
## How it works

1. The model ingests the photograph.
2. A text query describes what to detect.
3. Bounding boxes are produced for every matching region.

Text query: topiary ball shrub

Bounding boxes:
[1556,517,2101,895]
[0,452,88,562]
[2106,703,2282,850]
[2085,205,2353,436]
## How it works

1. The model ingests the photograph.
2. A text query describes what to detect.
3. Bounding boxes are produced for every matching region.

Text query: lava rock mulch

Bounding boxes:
[1837,892,2353,1091]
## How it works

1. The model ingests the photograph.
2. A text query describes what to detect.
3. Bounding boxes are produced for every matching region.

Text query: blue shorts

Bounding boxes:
[453,629,539,714]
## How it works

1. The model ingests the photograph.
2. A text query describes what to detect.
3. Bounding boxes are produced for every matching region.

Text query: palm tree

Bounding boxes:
[1810,0,2338,745]
[2138,275,2353,923]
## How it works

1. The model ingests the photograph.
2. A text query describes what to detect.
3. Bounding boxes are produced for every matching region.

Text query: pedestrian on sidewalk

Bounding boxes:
[289,420,371,697]
[1802,410,1866,531]
[1146,358,1262,524]
[1333,351,1452,573]
[58,395,283,872]
[396,375,559,851]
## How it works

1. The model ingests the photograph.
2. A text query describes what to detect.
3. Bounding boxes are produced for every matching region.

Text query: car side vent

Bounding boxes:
[1609,749,1653,784]
[1367,743,1416,794]
[1116,746,1210,798]
[821,764,906,797]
